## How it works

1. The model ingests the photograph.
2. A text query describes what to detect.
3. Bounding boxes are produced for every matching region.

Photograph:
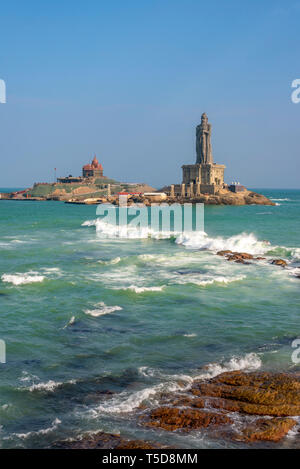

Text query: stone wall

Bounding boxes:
[182,163,225,192]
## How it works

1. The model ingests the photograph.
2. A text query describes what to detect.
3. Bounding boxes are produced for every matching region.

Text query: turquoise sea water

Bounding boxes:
[0,189,300,449]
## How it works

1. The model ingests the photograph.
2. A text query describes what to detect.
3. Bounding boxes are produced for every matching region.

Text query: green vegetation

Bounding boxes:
[95,177,117,186]
[27,184,55,197]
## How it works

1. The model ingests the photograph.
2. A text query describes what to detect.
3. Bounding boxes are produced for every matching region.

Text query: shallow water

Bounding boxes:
[0,189,299,448]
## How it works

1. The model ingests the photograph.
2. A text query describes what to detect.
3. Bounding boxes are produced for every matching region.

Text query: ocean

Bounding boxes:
[0,188,299,448]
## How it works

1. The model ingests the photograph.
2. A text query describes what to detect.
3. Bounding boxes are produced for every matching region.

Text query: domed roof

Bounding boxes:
[92,155,100,168]
[83,155,103,172]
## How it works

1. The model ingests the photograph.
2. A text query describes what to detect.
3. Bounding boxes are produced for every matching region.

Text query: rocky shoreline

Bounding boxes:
[53,369,300,449]
[1,188,275,206]
[52,249,299,450]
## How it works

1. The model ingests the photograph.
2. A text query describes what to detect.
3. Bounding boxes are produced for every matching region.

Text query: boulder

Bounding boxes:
[271,259,287,267]
[144,407,233,432]
[239,417,296,442]
[217,250,233,256]
[192,370,300,416]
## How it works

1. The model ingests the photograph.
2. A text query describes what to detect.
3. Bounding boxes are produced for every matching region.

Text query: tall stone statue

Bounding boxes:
[196,112,213,164]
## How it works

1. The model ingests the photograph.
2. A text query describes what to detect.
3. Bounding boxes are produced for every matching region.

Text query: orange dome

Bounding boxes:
[92,156,99,168]
[83,164,92,170]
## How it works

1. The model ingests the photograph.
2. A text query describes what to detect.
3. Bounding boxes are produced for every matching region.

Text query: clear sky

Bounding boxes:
[0,0,299,188]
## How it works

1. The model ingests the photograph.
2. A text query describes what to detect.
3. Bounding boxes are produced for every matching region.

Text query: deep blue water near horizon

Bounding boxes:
[0,188,300,449]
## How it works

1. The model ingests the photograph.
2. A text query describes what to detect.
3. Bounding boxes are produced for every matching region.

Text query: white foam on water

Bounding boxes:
[82,218,177,240]
[88,379,187,417]
[40,267,63,276]
[286,417,300,439]
[0,242,11,248]
[19,370,76,392]
[19,371,39,383]
[84,302,123,317]
[13,418,61,439]
[170,273,246,287]
[183,333,197,337]
[175,232,269,255]
[194,353,262,380]
[138,367,158,378]
[138,252,207,267]
[270,198,291,201]
[28,380,63,392]
[120,285,165,293]
[88,353,261,417]
[82,219,97,227]
[291,248,300,260]
[82,219,300,274]
[1,272,45,285]
[91,266,140,290]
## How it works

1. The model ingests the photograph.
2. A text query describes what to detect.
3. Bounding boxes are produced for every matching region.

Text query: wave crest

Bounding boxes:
[1,273,45,286]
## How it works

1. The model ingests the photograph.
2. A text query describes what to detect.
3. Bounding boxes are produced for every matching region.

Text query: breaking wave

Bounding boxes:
[82,218,300,264]
[13,418,61,439]
[82,220,274,256]
[82,219,176,239]
[176,232,269,255]
[28,381,64,392]
[1,273,45,286]
[87,353,261,416]
[19,372,76,392]
[194,353,262,380]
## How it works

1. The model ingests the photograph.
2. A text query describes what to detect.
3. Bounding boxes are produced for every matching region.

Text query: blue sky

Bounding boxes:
[0,0,299,188]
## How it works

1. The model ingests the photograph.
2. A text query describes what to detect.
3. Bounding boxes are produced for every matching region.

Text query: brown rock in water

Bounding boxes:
[240,417,296,442]
[244,192,276,206]
[53,432,163,449]
[192,370,300,416]
[226,252,253,264]
[144,407,233,431]
[140,370,300,443]
[271,259,287,267]
[217,250,233,256]
[170,396,205,409]
[232,252,254,260]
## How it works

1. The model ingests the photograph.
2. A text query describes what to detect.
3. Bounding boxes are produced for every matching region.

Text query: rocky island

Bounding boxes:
[0,114,274,206]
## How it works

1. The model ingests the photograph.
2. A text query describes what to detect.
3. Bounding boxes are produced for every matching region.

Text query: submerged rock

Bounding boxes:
[53,431,164,449]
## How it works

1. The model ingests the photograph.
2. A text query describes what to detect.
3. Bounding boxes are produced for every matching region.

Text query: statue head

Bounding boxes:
[201,112,208,121]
